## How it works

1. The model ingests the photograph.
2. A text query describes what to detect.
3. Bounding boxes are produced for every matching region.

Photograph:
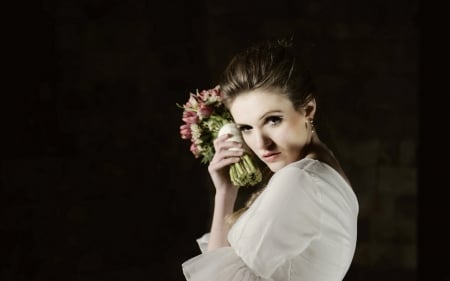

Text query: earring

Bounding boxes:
[309,119,315,134]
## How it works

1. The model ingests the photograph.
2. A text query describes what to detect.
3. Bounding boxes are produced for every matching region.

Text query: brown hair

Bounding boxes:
[220,38,316,110]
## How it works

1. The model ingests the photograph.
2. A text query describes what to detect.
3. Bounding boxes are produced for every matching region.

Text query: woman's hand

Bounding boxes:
[208,133,244,194]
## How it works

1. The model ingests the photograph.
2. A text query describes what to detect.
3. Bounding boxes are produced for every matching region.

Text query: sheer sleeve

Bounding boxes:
[228,164,323,278]
[195,232,210,254]
[182,246,271,281]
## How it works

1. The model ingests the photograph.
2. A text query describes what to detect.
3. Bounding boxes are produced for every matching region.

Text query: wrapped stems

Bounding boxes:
[229,153,262,187]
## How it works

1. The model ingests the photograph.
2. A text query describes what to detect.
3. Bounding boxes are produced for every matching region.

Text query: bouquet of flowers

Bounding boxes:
[178,85,262,187]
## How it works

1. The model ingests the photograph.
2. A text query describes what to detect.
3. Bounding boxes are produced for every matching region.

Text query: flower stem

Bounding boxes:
[229,153,262,187]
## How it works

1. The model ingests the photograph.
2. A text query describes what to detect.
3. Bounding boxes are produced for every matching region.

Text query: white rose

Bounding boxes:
[218,123,243,151]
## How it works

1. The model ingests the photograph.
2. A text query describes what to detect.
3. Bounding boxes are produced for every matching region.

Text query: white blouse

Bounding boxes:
[182,158,359,281]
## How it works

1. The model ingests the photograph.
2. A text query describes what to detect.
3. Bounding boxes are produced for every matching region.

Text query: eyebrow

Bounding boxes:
[258,110,283,121]
[235,110,283,127]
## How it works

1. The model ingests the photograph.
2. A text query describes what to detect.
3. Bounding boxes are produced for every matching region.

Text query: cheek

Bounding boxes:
[284,126,308,145]
[242,135,255,150]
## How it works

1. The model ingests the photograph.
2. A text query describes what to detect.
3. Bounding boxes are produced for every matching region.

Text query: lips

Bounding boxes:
[262,151,281,162]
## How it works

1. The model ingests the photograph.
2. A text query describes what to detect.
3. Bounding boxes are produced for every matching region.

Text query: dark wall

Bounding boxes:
[1,0,428,280]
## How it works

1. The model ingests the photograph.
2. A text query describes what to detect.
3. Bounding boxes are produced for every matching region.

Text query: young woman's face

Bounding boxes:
[229,88,315,172]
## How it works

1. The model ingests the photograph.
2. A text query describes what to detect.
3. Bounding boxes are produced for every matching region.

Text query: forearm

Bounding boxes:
[207,188,238,251]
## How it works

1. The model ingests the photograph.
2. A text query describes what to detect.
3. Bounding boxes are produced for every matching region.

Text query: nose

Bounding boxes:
[254,130,272,149]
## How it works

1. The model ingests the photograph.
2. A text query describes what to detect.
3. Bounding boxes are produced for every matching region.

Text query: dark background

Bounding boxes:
[2,0,446,281]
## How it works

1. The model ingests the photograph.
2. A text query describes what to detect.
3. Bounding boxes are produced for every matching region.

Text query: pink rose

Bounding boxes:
[199,88,219,101]
[190,143,201,158]
[198,103,213,118]
[179,124,192,139]
[182,110,199,124]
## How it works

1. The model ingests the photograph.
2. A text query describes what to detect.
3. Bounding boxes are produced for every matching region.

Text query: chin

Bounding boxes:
[267,162,286,172]
[268,158,298,172]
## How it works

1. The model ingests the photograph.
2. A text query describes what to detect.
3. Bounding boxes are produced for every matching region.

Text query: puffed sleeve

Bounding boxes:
[195,232,210,254]
[228,164,323,278]
[182,246,270,281]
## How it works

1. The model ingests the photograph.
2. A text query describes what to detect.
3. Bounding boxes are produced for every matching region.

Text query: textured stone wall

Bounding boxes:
[2,0,419,280]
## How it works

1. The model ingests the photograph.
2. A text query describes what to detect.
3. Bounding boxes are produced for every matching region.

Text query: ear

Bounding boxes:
[304,98,316,119]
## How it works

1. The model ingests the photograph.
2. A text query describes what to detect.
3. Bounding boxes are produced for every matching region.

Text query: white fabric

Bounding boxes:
[195,232,210,254]
[182,158,359,281]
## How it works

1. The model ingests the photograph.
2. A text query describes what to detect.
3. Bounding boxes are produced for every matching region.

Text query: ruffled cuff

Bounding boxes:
[195,233,210,254]
[182,247,272,281]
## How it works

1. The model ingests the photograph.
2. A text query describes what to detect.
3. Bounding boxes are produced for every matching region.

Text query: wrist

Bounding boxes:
[214,188,238,204]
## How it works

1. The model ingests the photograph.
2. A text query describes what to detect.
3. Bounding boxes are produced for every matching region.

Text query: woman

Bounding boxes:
[182,39,359,281]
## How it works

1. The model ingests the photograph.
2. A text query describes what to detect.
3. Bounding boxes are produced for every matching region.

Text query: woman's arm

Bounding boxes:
[208,187,239,250]
[207,134,243,251]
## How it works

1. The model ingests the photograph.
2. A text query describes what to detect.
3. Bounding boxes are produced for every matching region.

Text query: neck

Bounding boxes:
[304,134,352,186]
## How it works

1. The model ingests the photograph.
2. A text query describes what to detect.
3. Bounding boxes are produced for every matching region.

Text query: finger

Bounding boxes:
[214,148,244,162]
[213,133,231,144]
[214,139,243,151]
[210,148,243,164]
[209,156,241,170]
[222,148,245,157]
[214,133,242,145]
[210,150,243,165]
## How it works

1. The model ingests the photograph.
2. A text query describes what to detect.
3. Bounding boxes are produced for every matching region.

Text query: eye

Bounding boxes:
[265,116,282,126]
[237,125,252,133]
